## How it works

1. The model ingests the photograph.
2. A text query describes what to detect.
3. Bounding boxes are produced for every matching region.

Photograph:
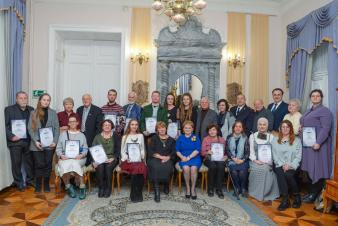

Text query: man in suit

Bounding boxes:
[229,94,254,136]
[140,91,168,136]
[268,88,289,131]
[252,99,274,132]
[195,97,217,140]
[77,94,103,165]
[123,91,142,122]
[5,91,34,191]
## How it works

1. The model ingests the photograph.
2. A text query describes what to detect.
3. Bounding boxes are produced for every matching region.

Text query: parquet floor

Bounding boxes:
[0,183,337,226]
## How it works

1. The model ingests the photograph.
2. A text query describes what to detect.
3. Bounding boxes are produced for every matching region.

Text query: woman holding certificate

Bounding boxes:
[226,121,250,198]
[248,117,279,201]
[164,93,179,139]
[28,93,60,193]
[148,122,176,202]
[201,124,227,198]
[272,120,302,211]
[55,116,88,199]
[91,119,120,198]
[300,89,333,203]
[176,121,201,199]
[120,119,147,202]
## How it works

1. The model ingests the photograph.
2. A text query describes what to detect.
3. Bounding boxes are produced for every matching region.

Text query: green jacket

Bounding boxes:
[140,104,168,132]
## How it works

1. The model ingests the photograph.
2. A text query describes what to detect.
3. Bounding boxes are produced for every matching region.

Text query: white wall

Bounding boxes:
[27,1,132,106]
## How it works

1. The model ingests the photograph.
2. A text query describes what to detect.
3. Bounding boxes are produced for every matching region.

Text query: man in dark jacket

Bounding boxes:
[77,94,103,165]
[252,99,274,132]
[267,88,289,131]
[195,97,217,140]
[5,91,34,191]
[229,94,254,136]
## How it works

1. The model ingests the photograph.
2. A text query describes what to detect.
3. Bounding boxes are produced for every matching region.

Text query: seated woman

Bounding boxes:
[92,119,120,198]
[176,121,201,199]
[201,124,227,199]
[272,120,302,211]
[120,119,147,202]
[148,121,176,202]
[55,115,88,199]
[248,117,279,201]
[226,121,250,198]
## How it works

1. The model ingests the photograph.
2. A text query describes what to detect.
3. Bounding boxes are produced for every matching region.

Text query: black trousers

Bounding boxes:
[96,160,118,192]
[9,143,34,186]
[275,167,299,196]
[32,149,54,178]
[130,174,144,201]
[204,159,226,190]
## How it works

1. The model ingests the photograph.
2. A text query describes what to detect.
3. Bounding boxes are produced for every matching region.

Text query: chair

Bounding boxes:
[224,167,231,192]
[54,164,92,194]
[175,162,208,194]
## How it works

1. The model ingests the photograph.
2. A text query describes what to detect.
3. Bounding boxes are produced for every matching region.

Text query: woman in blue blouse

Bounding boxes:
[176,120,201,199]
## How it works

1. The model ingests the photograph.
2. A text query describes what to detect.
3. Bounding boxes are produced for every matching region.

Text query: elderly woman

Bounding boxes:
[283,99,302,135]
[56,115,87,199]
[248,117,279,201]
[92,119,120,198]
[301,89,333,203]
[226,121,250,198]
[57,97,80,133]
[216,99,235,139]
[176,120,201,199]
[148,121,176,202]
[201,124,227,199]
[272,120,302,211]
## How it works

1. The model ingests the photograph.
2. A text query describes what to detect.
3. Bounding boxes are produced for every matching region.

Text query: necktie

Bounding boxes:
[271,104,278,112]
[81,108,88,132]
[236,107,240,116]
[126,104,133,118]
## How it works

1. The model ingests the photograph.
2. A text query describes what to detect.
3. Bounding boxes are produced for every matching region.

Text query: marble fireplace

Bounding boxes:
[155,17,225,109]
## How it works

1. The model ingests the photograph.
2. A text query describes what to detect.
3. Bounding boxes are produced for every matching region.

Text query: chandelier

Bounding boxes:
[152,0,207,25]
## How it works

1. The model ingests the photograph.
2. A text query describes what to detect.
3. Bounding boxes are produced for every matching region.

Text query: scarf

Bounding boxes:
[228,134,246,159]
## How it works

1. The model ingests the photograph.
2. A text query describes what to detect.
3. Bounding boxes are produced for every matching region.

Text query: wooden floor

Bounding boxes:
[0,185,337,226]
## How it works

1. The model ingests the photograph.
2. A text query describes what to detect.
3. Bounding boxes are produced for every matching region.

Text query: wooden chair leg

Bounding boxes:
[87,172,91,193]
[112,171,115,194]
[178,172,182,194]
[226,173,230,192]
[55,176,60,194]
[201,172,205,193]
[117,172,121,194]
[170,174,174,193]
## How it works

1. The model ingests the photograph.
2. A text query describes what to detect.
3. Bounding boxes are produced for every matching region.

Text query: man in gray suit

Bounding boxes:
[195,97,217,140]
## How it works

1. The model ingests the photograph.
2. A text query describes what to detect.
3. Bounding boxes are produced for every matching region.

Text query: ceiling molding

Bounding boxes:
[31,0,301,16]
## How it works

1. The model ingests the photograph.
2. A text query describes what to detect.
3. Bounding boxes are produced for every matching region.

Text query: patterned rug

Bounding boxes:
[43,188,275,226]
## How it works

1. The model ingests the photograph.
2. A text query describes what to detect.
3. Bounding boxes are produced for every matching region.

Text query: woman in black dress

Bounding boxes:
[164,93,178,123]
[148,121,176,202]
[178,93,198,131]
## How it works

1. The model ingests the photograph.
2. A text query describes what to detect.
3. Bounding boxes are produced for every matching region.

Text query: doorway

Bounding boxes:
[48,26,127,111]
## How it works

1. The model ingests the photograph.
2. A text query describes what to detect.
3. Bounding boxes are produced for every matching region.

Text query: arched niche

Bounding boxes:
[155,17,225,109]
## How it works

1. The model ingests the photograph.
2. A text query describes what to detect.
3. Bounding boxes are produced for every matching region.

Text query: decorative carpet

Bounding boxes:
[43,188,276,226]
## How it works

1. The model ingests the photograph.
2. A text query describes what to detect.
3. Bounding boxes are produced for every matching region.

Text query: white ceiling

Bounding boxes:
[33,0,303,15]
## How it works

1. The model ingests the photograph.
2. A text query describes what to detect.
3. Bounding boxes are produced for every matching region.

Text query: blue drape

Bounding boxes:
[286,0,338,113]
[0,0,26,104]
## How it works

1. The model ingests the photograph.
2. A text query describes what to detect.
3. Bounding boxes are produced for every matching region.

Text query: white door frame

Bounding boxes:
[48,24,129,109]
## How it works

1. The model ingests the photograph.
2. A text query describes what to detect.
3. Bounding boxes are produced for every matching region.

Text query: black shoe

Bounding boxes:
[278,197,290,211]
[154,187,160,203]
[216,190,224,199]
[43,177,50,193]
[26,181,35,188]
[207,189,214,197]
[191,189,197,200]
[292,194,301,208]
[104,189,111,198]
[98,189,104,198]
[185,188,191,199]
[17,184,25,192]
[241,191,249,198]
[302,193,317,203]
[163,184,169,195]
[35,177,42,193]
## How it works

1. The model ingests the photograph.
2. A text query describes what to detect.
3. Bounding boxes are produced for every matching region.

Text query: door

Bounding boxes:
[61,39,121,111]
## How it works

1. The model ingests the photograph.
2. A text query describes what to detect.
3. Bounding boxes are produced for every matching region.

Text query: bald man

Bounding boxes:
[76,94,103,161]
[252,99,274,133]
[123,91,142,122]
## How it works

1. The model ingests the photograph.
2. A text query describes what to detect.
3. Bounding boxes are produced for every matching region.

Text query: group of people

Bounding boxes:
[4,87,333,211]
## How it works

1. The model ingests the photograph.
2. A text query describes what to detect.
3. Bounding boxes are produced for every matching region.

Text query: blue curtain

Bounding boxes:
[286,0,338,112]
[0,0,26,104]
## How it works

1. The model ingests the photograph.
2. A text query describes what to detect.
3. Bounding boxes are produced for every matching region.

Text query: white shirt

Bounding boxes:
[121,134,145,161]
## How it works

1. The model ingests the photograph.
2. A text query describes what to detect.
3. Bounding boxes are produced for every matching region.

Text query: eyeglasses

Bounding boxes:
[69,121,77,123]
